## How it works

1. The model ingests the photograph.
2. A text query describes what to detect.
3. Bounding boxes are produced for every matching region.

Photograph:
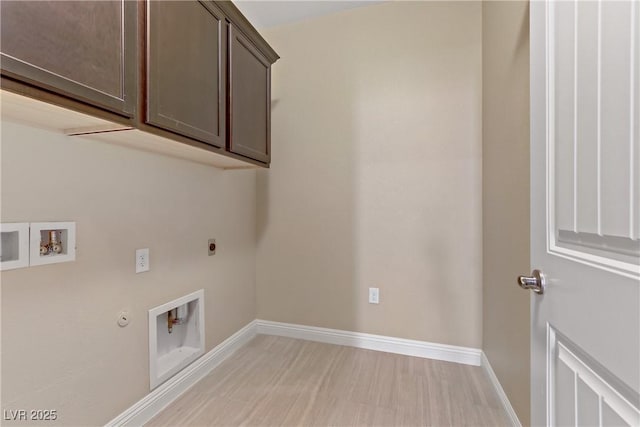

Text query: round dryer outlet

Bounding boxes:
[117,311,130,327]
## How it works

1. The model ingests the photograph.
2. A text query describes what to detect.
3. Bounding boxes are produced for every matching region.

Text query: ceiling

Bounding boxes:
[234,1,383,29]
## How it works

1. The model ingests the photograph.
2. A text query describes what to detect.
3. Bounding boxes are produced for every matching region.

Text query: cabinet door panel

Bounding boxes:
[146,0,225,148]
[0,0,136,116]
[228,24,270,164]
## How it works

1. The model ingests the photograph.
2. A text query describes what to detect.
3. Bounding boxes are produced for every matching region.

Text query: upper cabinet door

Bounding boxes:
[0,0,137,117]
[146,0,226,148]
[228,24,271,164]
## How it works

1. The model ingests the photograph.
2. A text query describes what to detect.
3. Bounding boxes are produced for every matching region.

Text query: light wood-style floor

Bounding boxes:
[148,335,510,426]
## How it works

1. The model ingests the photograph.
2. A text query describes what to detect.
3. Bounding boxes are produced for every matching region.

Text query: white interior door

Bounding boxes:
[530,1,640,426]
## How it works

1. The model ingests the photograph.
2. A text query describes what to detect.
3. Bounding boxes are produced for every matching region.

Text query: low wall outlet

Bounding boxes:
[208,239,216,256]
[136,248,150,273]
[117,311,130,327]
[369,287,380,304]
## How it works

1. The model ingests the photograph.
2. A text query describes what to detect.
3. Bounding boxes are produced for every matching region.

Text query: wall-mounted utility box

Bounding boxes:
[148,289,204,390]
[0,223,30,270]
[29,222,76,266]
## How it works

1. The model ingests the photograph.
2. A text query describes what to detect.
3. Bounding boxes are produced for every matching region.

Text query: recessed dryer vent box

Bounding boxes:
[148,289,205,390]
[0,223,30,271]
[30,222,76,266]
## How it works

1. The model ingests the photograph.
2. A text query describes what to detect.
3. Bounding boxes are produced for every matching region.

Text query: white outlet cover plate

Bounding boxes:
[136,248,150,273]
[369,287,379,304]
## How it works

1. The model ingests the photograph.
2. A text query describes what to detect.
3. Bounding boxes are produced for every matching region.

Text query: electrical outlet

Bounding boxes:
[136,248,149,273]
[369,287,379,304]
[117,311,130,327]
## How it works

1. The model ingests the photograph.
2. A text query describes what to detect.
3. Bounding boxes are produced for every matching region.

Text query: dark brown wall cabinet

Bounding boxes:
[1,1,279,167]
[0,0,137,116]
[146,1,226,148]
[228,24,271,163]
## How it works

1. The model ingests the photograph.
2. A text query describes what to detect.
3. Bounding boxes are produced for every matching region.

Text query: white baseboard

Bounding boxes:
[105,320,258,427]
[255,319,482,366]
[481,352,523,427]
[106,319,486,426]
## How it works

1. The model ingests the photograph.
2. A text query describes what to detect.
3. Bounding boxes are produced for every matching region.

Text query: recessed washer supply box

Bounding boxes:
[0,222,30,271]
[29,221,76,266]
[148,289,205,390]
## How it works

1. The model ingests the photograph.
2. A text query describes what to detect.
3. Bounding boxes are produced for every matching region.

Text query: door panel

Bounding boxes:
[531,1,640,426]
[0,0,137,116]
[549,328,640,426]
[146,0,225,148]
[600,1,634,239]
[550,0,640,270]
[574,0,599,235]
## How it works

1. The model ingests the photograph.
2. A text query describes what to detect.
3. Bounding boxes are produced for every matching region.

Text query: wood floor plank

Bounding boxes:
[148,336,510,426]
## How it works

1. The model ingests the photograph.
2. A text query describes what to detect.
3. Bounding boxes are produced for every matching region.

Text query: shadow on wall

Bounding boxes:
[516,5,529,64]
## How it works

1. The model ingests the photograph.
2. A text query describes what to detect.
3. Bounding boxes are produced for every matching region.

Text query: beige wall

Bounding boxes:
[482,1,531,424]
[257,1,483,348]
[0,121,257,426]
